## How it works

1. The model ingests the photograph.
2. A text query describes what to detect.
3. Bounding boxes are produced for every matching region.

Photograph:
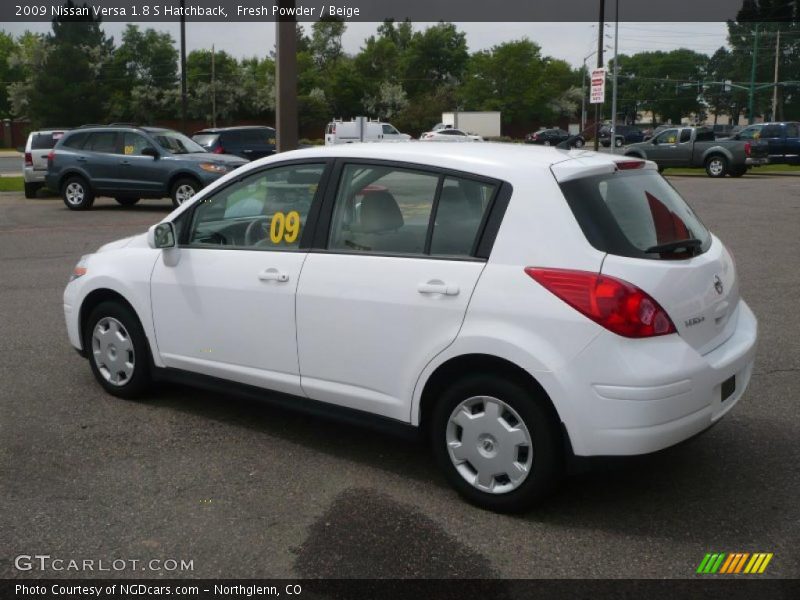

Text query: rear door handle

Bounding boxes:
[258,268,289,283]
[418,281,459,296]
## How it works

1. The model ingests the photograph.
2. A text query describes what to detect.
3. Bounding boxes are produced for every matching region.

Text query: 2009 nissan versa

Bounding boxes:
[63,144,757,512]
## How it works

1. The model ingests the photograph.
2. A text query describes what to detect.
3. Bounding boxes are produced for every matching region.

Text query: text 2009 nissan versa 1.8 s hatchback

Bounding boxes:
[63,144,757,512]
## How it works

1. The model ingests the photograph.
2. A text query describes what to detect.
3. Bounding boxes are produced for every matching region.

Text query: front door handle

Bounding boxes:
[258,268,289,283]
[418,281,459,296]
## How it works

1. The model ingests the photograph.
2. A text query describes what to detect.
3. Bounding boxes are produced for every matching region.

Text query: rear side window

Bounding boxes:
[31,133,61,150]
[695,128,714,141]
[328,164,496,258]
[786,123,799,137]
[62,132,89,149]
[679,129,692,143]
[761,125,783,138]
[559,170,711,260]
[84,132,117,153]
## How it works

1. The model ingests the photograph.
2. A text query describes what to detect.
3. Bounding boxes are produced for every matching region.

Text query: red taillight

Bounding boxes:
[524,268,676,338]
[24,152,33,167]
[47,150,55,163]
[744,142,751,156]
[615,160,645,170]
[213,146,225,154]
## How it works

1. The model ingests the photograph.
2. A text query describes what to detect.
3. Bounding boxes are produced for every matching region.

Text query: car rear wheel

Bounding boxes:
[115,197,140,207]
[170,177,200,208]
[85,301,151,399]
[573,138,585,148]
[431,374,561,512]
[614,137,624,147]
[705,155,728,178]
[24,182,41,199]
[543,140,551,146]
[61,176,94,210]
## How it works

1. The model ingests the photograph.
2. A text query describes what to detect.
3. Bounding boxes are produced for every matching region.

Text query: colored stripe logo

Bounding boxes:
[697,552,773,574]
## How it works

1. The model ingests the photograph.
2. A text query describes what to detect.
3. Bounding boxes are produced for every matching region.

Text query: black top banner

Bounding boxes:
[2,0,800,23]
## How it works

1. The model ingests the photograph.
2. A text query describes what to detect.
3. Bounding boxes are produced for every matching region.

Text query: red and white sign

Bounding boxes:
[590,68,606,104]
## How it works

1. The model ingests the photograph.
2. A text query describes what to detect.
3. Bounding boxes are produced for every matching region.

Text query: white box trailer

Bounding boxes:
[441,112,501,138]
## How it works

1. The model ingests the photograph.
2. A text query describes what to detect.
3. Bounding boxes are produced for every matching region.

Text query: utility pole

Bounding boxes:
[772,29,780,121]
[610,0,619,154]
[179,0,187,133]
[581,50,596,132]
[748,24,759,124]
[593,0,605,151]
[276,0,298,152]
[211,44,216,128]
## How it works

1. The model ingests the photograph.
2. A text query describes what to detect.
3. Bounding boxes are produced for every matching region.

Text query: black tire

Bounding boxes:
[729,166,748,178]
[84,301,152,399]
[24,182,41,199]
[573,138,585,148]
[430,373,562,512]
[614,137,624,148]
[543,140,551,146]
[61,175,95,210]
[115,197,140,207]
[705,154,728,178]
[170,177,201,208]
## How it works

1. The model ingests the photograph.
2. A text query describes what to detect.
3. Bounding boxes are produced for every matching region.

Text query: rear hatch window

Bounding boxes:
[31,132,62,150]
[559,169,711,260]
[192,134,219,148]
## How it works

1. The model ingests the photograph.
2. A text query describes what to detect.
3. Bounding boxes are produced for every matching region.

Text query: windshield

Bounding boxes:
[153,131,206,154]
[559,169,711,260]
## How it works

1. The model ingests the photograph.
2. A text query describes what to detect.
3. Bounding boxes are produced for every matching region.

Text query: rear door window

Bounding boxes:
[786,123,799,138]
[559,169,711,260]
[761,125,783,138]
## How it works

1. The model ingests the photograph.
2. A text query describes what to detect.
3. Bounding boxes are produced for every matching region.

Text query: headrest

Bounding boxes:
[436,186,469,224]
[354,191,404,233]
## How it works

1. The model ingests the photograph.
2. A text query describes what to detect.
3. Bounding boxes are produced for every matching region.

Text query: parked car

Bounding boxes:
[599,125,645,147]
[63,143,756,512]
[712,124,740,139]
[420,128,484,142]
[192,126,276,161]
[731,122,800,165]
[524,128,585,148]
[46,125,247,210]
[23,129,67,198]
[624,126,769,177]
[325,117,411,145]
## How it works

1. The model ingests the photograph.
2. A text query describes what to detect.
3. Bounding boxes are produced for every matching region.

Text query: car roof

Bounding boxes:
[195,126,275,133]
[250,142,649,182]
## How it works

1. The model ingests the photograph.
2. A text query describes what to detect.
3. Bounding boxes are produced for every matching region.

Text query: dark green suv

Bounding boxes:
[46,125,248,210]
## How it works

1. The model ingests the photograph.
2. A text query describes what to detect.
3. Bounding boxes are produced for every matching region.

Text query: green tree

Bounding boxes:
[310,18,346,72]
[0,32,18,117]
[401,23,468,99]
[186,49,240,122]
[27,1,114,127]
[6,32,48,119]
[106,25,179,122]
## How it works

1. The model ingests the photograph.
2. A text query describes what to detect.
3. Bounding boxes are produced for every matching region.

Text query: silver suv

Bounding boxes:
[23,129,66,198]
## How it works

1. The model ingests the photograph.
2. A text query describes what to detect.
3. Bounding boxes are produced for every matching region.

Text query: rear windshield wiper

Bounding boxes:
[644,238,703,254]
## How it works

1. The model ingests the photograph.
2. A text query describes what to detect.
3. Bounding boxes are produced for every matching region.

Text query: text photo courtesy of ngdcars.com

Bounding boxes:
[1,0,799,598]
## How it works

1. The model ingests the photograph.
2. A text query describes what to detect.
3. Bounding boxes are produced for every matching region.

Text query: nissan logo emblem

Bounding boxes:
[714,275,724,295]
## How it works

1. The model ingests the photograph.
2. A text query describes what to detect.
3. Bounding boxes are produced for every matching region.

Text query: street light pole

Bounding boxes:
[610,0,619,154]
[748,24,759,124]
[772,29,781,120]
[593,0,605,152]
[581,50,596,132]
[179,0,187,133]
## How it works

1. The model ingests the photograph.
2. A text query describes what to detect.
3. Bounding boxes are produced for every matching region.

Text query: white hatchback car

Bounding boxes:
[64,144,757,511]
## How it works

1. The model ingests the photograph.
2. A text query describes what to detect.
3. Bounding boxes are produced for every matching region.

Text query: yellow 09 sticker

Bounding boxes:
[269,211,301,244]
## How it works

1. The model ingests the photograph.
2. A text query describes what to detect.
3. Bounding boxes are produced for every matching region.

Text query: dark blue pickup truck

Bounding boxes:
[734,122,800,165]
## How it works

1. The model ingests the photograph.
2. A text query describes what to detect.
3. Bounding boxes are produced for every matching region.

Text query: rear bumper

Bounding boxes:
[746,157,769,166]
[550,300,757,456]
[24,167,46,183]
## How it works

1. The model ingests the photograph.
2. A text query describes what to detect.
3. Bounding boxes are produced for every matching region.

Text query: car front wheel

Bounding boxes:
[431,374,561,512]
[573,138,585,148]
[62,176,95,210]
[85,301,151,399]
[170,178,200,208]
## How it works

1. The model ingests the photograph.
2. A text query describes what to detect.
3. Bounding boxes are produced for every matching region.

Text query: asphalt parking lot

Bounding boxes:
[1,176,798,580]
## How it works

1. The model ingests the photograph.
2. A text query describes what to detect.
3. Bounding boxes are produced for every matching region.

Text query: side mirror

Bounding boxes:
[148,222,176,249]
[141,147,159,159]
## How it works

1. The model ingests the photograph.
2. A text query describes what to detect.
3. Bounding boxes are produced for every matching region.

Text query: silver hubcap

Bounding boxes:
[446,396,533,494]
[709,159,724,175]
[92,317,135,386]
[65,182,85,205]
[175,184,196,205]
[575,139,584,147]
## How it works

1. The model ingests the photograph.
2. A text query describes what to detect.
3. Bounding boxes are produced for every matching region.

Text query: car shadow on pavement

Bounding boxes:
[145,381,793,543]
